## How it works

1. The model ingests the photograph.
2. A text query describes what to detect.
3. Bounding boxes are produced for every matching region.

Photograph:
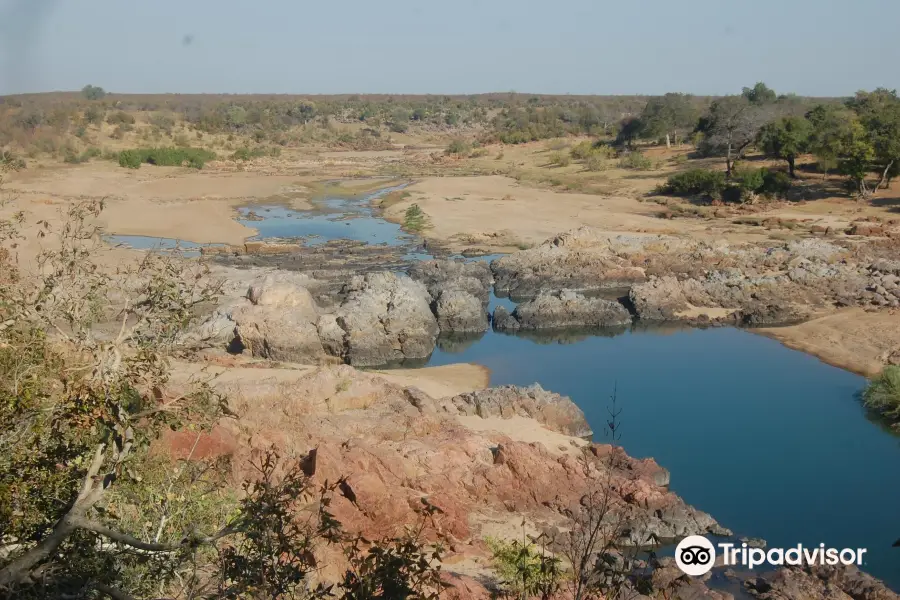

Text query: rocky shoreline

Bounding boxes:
[161,360,899,600]
[186,225,900,372]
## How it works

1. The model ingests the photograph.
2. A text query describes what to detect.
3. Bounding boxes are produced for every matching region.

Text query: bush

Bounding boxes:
[863,366,900,423]
[403,204,429,232]
[724,168,793,202]
[660,168,727,197]
[585,154,609,171]
[445,138,471,156]
[761,169,792,198]
[486,537,561,599]
[107,111,135,126]
[0,149,26,170]
[117,149,143,169]
[548,151,571,167]
[230,146,269,161]
[63,147,102,165]
[116,147,217,169]
[570,140,595,160]
[149,113,175,134]
[618,151,653,170]
[111,124,132,139]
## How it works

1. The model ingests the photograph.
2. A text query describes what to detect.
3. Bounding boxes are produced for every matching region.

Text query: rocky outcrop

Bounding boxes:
[229,275,326,362]
[745,565,899,600]
[182,273,330,363]
[493,290,632,331]
[629,275,815,326]
[491,229,652,297]
[331,272,439,366]
[865,264,900,308]
[162,365,727,555]
[433,289,489,332]
[442,383,593,438]
[408,259,492,305]
[408,259,491,333]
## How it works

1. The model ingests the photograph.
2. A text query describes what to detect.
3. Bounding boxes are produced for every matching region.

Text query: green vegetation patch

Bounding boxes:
[864,365,900,424]
[116,147,217,169]
[403,203,430,232]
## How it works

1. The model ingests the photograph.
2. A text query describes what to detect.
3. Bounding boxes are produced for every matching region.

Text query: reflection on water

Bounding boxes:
[236,184,422,252]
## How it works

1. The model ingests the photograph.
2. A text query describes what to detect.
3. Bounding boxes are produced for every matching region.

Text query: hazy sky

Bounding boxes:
[1,0,898,97]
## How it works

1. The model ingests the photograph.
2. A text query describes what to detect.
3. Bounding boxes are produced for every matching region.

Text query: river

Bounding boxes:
[107,186,900,589]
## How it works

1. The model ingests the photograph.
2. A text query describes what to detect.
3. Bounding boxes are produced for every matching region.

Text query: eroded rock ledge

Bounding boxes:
[162,364,726,569]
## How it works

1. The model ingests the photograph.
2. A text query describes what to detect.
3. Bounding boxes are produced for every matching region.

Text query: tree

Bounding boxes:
[390,108,411,133]
[638,93,699,146]
[81,85,106,100]
[757,116,813,177]
[848,88,900,191]
[742,82,777,105]
[807,104,858,175]
[703,96,777,175]
[614,117,644,148]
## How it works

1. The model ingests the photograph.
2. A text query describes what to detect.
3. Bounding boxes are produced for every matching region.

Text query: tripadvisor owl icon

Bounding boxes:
[675,535,716,576]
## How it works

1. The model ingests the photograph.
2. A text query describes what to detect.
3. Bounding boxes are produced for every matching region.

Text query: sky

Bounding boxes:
[1,0,898,97]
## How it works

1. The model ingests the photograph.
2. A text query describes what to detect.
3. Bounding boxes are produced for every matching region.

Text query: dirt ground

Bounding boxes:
[756,308,900,377]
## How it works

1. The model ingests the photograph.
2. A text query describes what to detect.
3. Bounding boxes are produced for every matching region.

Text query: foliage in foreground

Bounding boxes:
[0,197,448,599]
[117,146,217,169]
[863,365,900,424]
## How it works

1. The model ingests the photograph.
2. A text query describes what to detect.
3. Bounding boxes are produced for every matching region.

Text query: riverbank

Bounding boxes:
[755,308,900,377]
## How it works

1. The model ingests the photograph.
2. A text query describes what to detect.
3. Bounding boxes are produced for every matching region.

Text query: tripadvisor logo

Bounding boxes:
[675,535,868,577]
[675,536,716,576]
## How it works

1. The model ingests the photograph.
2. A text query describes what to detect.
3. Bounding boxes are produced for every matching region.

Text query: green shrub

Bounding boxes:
[486,537,561,598]
[761,169,792,198]
[116,147,217,169]
[117,149,143,169]
[570,140,594,160]
[83,106,104,126]
[724,168,793,202]
[660,168,727,197]
[403,204,429,232]
[585,154,609,171]
[863,366,900,423]
[446,138,472,156]
[549,151,571,167]
[618,151,653,170]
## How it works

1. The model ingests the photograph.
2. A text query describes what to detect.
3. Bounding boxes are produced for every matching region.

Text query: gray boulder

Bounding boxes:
[491,305,520,331]
[442,383,593,438]
[408,259,492,305]
[433,289,488,332]
[229,275,326,363]
[497,290,632,330]
[334,272,439,367]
